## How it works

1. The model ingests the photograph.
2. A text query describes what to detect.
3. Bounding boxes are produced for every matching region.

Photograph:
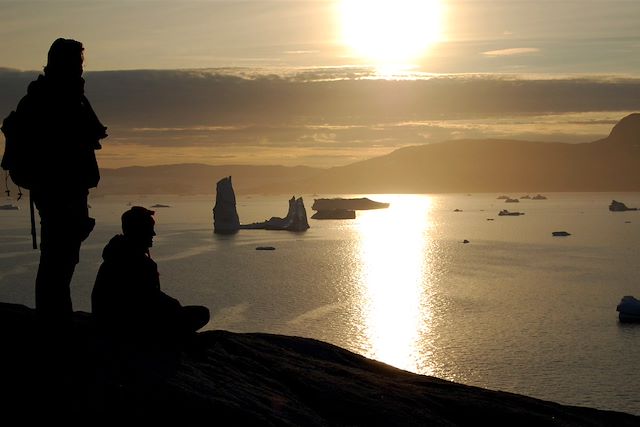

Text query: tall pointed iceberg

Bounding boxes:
[213,176,240,234]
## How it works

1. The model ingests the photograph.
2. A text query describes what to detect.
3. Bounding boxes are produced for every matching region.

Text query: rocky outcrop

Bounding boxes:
[0,302,637,426]
[213,176,241,234]
[609,200,638,212]
[240,196,310,232]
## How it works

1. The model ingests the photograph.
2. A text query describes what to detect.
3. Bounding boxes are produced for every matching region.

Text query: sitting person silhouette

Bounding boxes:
[92,206,209,348]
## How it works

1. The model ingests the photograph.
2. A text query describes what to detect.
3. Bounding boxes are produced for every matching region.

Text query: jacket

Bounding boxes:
[14,74,106,193]
[92,235,182,338]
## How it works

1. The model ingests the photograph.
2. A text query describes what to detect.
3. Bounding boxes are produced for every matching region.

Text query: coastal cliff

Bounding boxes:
[0,302,637,426]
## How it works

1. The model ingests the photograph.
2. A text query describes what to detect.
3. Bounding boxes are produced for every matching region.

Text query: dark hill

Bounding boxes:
[605,113,640,146]
[1,302,637,426]
[258,113,640,194]
[94,163,320,196]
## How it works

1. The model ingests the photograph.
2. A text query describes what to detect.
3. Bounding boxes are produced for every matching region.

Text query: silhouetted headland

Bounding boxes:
[1,302,638,425]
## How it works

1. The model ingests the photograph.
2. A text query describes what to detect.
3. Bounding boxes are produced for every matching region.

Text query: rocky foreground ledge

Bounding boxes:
[0,302,637,426]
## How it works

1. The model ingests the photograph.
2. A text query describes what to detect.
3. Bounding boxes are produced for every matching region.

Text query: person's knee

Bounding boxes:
[182,305,210,332]
[193,305,210,328]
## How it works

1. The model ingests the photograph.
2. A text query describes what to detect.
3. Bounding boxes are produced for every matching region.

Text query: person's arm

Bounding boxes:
[155,290,182,313]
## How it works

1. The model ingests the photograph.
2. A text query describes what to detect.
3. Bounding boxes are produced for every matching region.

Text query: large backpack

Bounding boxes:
[2,109,39,249]
[1,109,35,190]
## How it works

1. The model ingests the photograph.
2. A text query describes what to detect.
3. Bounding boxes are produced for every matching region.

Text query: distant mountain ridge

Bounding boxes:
[88,114,640,195]
[258,113,640,194]
[94,164,320,196]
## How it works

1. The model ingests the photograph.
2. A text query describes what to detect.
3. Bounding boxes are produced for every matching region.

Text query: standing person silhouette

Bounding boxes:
[13,38,108,331]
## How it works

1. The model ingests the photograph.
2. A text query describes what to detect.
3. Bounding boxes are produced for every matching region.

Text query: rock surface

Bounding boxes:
[1,302,638,426]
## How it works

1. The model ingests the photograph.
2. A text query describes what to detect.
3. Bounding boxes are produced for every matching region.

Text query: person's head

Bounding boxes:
[44,38,84,79]
[121,206,156,250]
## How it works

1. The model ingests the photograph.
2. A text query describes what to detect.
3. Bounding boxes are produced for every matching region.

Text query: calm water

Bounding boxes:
[1,192,640,415]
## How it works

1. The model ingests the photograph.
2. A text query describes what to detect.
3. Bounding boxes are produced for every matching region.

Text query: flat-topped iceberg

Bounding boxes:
[311,209,356,220]
[312,197,389,211]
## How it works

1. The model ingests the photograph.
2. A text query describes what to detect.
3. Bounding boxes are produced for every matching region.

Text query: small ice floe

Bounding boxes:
[498,210,524,216]
[616,296,640,323]
[609,200,638,212]
[552,231,571,237]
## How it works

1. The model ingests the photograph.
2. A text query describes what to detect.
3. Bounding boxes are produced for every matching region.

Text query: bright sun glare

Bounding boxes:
[356,195,435,372]
[340,0,443,68]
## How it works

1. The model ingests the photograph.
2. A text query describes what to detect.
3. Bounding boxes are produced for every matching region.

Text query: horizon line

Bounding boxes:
[3,65,640,82]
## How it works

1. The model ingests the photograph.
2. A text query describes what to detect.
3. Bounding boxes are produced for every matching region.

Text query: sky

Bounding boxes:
[1,0,640,168]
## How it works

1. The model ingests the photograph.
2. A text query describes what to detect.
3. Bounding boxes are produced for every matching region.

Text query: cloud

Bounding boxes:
[2,67,640,167]
[5,67,639,131]
[482,48,541,57]
[283,50,320,55]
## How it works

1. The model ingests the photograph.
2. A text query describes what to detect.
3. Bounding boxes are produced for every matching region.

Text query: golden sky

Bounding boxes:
[1,1,640,168]
[2,1,639,74]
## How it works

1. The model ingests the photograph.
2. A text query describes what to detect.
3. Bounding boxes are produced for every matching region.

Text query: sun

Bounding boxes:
[339,0,444,68]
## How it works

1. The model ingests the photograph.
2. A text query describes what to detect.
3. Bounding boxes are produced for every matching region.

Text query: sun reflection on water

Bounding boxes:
[356,194,435,373]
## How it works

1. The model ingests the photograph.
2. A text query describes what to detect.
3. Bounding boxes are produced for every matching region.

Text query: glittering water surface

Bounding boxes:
[1,192,640,414]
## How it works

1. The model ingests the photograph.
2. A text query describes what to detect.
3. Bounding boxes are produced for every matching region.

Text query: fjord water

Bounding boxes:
[1,192,639,414]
